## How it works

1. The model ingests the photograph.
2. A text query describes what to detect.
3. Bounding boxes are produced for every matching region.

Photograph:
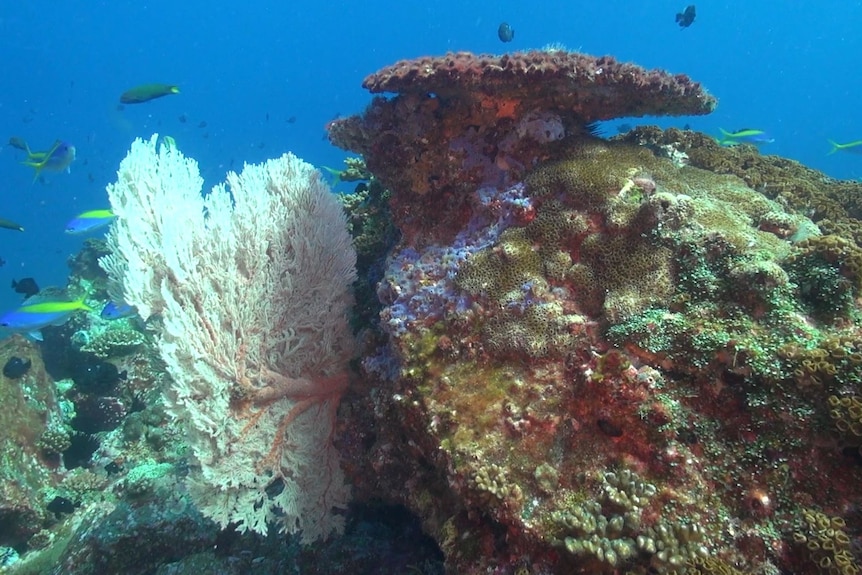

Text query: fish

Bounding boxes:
[0,296,93,340]
[100,300,137,320]
[11,277,39,298]
[159,135,177,151]
[718,128,774,146]
[8,136,27,151]
[17,139,76,181]
[676,5,696,28]
[47,496,77,517]
[828,140,862,155]
[497,22,515,43]
[65,209,115,235]
[2,356,31,379]
[120,83,180,104]
[0,218,23,232]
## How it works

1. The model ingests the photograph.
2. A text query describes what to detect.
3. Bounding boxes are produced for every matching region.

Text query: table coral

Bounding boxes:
[329,50,715,246]
[333,51,862,575]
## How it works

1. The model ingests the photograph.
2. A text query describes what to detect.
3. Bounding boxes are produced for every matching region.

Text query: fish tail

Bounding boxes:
[74,296,94,312]
[827,140,841,155]
[22,161,44,183]
[719,128,732,138]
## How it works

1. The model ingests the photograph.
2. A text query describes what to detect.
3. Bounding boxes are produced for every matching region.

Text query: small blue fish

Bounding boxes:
[100,300,137,320]
[718,128,774,146]
[0,296,93,340]
[65,209,116,234]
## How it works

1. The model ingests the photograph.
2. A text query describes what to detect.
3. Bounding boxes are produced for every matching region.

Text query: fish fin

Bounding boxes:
[22,140,62,181]
[827,140,841,155]
[27,330,44,342]
[21,162,44,183]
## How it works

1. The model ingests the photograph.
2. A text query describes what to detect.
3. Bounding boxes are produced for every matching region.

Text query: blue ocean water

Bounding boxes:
[0,0,859,317]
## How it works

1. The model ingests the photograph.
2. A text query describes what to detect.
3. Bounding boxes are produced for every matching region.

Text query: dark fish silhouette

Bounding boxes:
[47,496,77,517]
[497,22,515,43]
[3,356,31,379]
[0,218,23,232]
[120,83,180,104]
[676,5,696,28]
[11,277,39,298]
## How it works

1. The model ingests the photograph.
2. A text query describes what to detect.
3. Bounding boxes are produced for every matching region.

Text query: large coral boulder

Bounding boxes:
[334,52,862,575]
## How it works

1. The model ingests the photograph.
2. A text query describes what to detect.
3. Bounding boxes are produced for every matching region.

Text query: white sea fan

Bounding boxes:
[101,135,356,542]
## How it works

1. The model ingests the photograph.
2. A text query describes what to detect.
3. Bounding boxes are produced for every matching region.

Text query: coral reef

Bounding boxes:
[0,337,65,550]
[332,51,862,575]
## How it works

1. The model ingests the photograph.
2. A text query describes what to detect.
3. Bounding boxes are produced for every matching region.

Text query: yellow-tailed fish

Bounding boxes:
[828,140,862,155]
[19,139,76,181]
[717,128,774,146]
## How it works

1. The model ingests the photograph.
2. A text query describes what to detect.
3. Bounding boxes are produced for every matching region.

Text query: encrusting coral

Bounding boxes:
[331,50,862,574]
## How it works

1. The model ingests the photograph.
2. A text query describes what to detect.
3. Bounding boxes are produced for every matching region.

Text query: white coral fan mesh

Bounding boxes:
[101,135,356,541]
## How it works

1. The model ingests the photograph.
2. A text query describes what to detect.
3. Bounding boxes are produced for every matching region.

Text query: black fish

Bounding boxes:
[676,5,696,28]
[73,359,127,395]
[3,356,31,379]
[11,277,39,298]
[47,496,77,517]
[497,22,515,43]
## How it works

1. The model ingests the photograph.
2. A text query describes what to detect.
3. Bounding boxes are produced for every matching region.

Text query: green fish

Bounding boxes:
[828,140,862,155]
[120,83,180,104]
[0,218,24,232]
